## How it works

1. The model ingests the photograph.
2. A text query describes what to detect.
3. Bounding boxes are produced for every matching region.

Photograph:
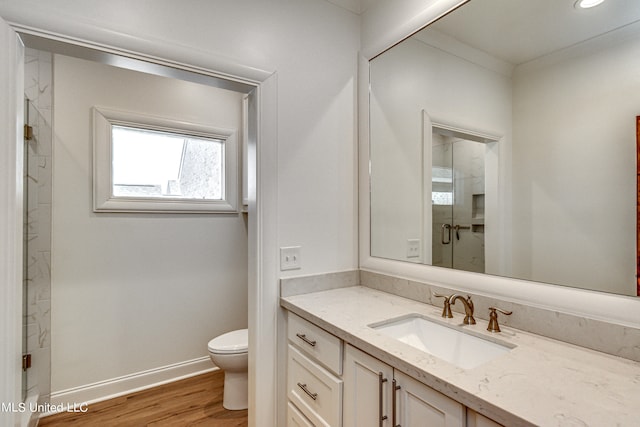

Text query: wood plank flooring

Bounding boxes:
[38,370,248,427]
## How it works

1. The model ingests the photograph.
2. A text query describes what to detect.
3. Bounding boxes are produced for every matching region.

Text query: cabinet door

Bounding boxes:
[395,371,464,427]
[467,409,503,427]
[343,344,394,427]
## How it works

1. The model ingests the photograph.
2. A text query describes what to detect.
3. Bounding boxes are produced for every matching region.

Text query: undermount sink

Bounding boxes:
[370,314,514,369]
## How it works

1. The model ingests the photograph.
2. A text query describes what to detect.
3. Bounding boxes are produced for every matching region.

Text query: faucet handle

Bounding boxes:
[487,307,512,333]
[432,293,453,318]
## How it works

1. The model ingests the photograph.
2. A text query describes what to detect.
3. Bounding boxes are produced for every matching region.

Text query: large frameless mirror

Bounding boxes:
[369,0,640,296]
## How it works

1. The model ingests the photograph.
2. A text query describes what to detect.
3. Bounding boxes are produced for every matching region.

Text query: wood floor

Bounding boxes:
[38,370,248,427]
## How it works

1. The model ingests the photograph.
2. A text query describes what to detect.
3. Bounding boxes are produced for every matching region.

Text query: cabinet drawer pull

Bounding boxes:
[296,333,317,347]
[297,382,318,401]
[379,372,388,426]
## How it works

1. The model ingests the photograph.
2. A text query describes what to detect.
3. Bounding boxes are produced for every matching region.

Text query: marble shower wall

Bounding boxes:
[24,48,52,403]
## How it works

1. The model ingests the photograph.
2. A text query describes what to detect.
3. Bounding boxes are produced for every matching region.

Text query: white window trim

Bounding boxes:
[93,106,239,213]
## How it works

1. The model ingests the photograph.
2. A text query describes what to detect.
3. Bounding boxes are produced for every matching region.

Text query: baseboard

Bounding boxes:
[44,357,216,417]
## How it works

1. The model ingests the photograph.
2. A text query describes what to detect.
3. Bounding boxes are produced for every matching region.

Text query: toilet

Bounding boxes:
[207,329,248,410]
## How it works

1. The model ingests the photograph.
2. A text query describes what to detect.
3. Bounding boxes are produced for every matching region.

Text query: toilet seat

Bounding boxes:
[208,329,248,354]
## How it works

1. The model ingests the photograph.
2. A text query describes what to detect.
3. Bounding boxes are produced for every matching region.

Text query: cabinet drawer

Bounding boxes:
[288,312,342,375]
[287,345,343,427]
[287,401,314,427]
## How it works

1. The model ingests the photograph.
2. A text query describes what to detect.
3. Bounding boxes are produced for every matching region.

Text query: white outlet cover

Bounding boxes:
[280,246,301,271]
[407,239,421,259]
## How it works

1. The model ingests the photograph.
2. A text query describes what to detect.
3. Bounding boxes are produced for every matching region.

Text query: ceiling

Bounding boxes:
[324,0,381,14]
[424,0,640,65]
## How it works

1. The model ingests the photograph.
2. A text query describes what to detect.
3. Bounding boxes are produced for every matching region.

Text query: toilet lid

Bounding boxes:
[208,329,248,354]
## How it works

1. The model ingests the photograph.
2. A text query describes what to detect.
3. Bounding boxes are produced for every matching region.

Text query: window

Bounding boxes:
[93,107,238,212]
[432,191,454,206]
[111,126,225,199]
[432,166,453,206]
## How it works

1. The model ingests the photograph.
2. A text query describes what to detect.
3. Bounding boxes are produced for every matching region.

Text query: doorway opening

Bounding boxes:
[431,132,486,273]
[17,32,267,424]
[421,112,500,273]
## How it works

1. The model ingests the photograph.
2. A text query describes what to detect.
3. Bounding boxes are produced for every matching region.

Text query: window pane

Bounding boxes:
[432,191,453,206]
[112,126,224,200]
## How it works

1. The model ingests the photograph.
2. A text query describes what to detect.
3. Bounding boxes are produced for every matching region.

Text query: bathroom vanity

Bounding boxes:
[279,0,640,424]
[281,284,640,426]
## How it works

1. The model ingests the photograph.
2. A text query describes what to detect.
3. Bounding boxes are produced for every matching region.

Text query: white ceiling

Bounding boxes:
[427,0,640,65]
[325,0,640,64]
[324,0,381,14]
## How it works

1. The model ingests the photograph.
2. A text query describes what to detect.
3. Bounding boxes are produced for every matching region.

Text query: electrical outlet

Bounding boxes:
[280,246,301,271]
[407,239,421,259]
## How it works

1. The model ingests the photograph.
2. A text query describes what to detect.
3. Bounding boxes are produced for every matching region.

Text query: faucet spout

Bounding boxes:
[448,294,475,325]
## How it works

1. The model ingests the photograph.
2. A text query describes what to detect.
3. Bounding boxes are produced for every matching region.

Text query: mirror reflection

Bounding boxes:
[369,0,640,296]
[430,127,492,273]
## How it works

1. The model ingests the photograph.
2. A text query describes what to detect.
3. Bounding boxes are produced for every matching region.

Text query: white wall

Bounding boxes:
[0,0,360,277]
[0,1,360,423]
[511,36,640,295]
[51,54,248,392]
[369,36,512,270]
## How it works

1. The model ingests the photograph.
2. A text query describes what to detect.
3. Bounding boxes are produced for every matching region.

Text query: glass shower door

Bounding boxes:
[431,133,486,273]
[431,134,454,268]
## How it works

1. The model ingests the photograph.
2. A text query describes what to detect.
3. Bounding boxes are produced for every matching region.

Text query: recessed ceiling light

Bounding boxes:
[574,0,606,9]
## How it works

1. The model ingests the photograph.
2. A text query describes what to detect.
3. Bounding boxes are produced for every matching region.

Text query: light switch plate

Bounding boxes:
[280,246,301,271]
[407,239,421,259]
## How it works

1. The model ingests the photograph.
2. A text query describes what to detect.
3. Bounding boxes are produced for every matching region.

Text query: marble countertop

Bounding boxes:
[281,286,640,427]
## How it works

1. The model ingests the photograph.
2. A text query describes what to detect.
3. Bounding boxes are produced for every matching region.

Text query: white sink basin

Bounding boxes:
[370,314,514,369]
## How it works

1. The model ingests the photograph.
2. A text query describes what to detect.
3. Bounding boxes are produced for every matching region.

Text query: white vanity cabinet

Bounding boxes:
[286,311,503,427]
[344,344,465,427]
[287,312,343,427]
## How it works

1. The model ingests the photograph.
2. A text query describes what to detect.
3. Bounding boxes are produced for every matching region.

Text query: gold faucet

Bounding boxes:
[448,294,475,325]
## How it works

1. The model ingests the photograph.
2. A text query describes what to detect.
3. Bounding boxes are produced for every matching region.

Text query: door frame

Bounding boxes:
[0,17,25,427]
[1,23,279,427]
[423,111,500,270]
